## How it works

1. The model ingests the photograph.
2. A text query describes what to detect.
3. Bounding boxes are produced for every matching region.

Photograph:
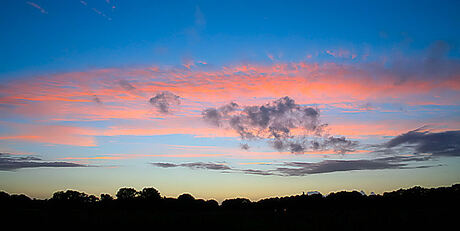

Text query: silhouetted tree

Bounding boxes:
[88,195,99,203]
[221,198,252,210]
[51,190,90,203]
[1,184,460,229]
[177,193,196,208]
[204,199,219,209]
[139,187,161,201]
[0,191,10,201]
[100,193,113,202]
[10,194,31,201]
[116,188,138,200]
[178,193,195,201]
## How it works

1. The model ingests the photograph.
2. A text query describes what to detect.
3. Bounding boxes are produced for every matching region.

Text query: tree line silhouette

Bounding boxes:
[1,184,459,229]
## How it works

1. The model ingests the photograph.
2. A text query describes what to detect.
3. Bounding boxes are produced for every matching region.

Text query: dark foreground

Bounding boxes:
[1,184,459,230]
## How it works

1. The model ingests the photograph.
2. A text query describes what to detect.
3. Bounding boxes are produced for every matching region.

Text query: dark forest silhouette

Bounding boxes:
[1,184,459,229]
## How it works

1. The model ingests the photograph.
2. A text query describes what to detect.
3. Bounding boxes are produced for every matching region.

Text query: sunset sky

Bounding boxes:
[1,0,459,201]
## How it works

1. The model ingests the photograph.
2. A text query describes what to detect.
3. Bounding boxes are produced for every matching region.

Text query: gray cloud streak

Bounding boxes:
[151,155,434,176]
[0,153,88,171]
[274,156,431,176]
[152,162,231,170]
[383,128,460,157]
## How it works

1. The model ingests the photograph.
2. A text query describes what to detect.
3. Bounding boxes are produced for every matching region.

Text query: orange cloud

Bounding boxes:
[0,123,97,146]
[59,153,226,160]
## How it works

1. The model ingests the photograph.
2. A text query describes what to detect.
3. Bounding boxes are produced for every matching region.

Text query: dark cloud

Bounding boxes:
[384,128,460,157]
[151,163,177,168]
[202,108,222,127]
[152,162,231,170]
[182,162,231,170]
[240,143,250,150]
[202,102,239,127]
[246,155,434,176]
[118,80,136,91]
[242,169,275,176]
[0,153,87,171]
[152,162,272,175]
[202,96,356,154]
[273,160,401,176]
[149,91,181,114]
[360,102,374,111]
[92,95,102,104]
[152,155,436,176]
[312,136,359,154]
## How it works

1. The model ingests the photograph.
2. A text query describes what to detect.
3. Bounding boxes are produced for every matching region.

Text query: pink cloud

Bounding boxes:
[2,62,458,114]
[0,60,459,144]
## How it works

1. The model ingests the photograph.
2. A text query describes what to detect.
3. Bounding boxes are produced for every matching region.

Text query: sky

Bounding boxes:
[0,0,459,202]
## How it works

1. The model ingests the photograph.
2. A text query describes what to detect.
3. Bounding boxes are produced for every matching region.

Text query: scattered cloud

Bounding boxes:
[240,143,250,150]
[118,80,136,92]
[312,136,358,154]
[202,97,357,154]
[149,91,181,114]
[92,95,102,104]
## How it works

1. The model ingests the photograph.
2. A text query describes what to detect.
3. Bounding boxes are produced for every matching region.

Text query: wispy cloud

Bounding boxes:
[79,0,113,20]
[26,1,47,14]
